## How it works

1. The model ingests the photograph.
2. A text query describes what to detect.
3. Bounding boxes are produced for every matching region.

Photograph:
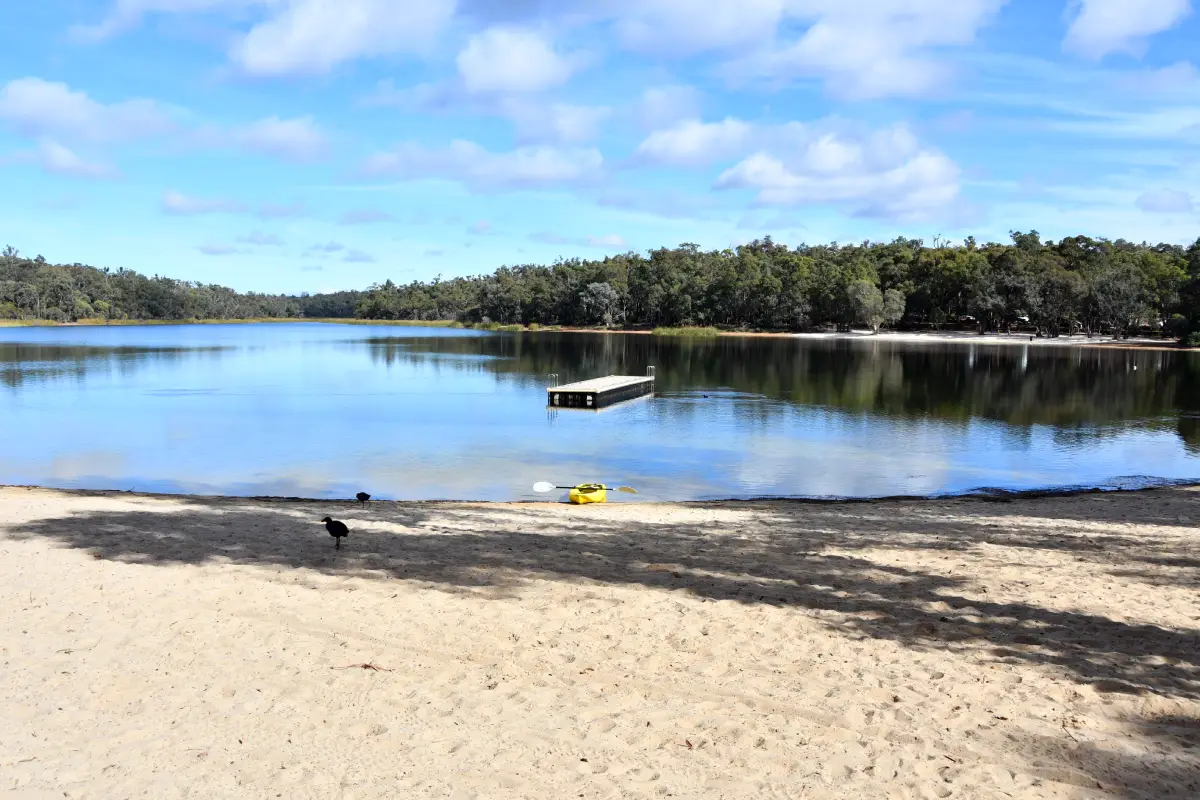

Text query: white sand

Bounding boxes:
[2,486,1198,799]
[791,331,1178,350]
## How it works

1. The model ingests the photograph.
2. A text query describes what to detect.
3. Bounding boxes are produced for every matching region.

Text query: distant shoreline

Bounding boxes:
[1,317,1191,351]
[550,326,1192,351]
[787,330,1190,351]
[4,478,1196,506]
[0,317,457,329]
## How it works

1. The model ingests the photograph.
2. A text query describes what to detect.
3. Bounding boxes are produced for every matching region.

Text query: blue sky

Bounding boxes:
[1,1,1198,293]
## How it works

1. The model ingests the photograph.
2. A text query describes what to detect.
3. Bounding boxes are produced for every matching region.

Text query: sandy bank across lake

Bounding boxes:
[789,331,1187,351]
[2,485,1199,798]
[548,326,1188,351]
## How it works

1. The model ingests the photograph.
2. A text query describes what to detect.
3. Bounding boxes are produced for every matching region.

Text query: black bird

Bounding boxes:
[321,517,349,550]
[356,492,371,505]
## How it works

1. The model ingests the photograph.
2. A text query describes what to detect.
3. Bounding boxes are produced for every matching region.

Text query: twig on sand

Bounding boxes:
[332,663,393,672]
[56,639,101,654]
[1061,716,1078,742]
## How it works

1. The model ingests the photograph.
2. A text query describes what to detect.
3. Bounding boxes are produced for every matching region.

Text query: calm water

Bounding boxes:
[2,323,1199,501]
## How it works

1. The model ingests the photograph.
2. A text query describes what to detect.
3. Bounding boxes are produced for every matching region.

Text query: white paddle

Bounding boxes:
[532,482,638,494]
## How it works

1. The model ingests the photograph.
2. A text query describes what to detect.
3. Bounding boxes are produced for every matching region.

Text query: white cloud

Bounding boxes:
[1048,107,1200,141]
[528,231,627,249]
[34,139,120,180]
[73,1,1006,100]
[1117,61,1200,93]
[365,80,610,144]
[159,192,312,219]
[468,220,493,235]
[2,140,116,180]
[0,77,175,142]
[339,208,395,224]
[360,140,603,190]
[585,234,627,248]
[70,0,257,41]
[457,26,581,94]
[1136,188,1194,213]
[634,117,752,166]
[1063,0,1192,60]
[1,78,330,169]
[616,0,785,55]
[635,85,703,131]
[503,101,611,144]
[306,241,345,254]
[715,123,961,221]
[433,0,1007,104]
[731,1,1009,99]
[467,2,1001,98]
[160,190,248,215]
[232,0,455,76]
[190,115,330,162]
[223,115,329,162]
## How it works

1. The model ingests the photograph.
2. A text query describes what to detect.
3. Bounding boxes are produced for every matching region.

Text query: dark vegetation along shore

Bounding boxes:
[4,233,1200,342]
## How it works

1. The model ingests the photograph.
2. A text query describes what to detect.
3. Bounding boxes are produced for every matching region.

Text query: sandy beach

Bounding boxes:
[548,326,1186,351]
[2,486,1198,799]
[787,331,1184,351]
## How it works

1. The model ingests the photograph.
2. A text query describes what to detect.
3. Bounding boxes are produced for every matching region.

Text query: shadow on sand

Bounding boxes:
[8,486,1200,797]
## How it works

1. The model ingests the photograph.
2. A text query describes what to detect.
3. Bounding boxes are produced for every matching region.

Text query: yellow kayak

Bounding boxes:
[568,483,607,504]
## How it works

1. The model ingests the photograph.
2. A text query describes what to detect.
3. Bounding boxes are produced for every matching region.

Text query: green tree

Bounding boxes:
[848,279,886,333]
[7,232,1200,342]
[1092,263,1147,338]
[579,282,621,327]
[883,289,906,328]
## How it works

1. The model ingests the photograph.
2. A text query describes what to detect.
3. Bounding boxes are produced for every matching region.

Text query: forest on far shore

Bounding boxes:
[4,233,1200,343]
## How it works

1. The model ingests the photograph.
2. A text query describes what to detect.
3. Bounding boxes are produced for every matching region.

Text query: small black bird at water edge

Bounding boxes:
[321,517,349,550]
[356,492,371,505]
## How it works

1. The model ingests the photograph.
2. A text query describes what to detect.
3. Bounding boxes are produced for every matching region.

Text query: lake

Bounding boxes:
[2,323,1199,501]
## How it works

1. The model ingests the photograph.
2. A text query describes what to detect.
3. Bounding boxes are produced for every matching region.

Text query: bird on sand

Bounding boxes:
[321,517,349,550]
[356,492,371,505]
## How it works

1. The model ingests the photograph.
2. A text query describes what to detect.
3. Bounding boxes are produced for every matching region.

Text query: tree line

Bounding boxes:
[0,246,360,322]
[356,234,1200,342]
[6,233,1200,342]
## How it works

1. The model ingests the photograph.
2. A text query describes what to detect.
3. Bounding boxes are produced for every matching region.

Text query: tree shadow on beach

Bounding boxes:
[7,487,1200,700]
[7,486,1200,796]
[1005,713,1200,799]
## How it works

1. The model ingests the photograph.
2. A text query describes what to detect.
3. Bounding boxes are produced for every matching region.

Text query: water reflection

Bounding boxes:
[0,342,228,389]
[1,324,1197,500]
[1178,416,1200,454]
[364,333,1200,434]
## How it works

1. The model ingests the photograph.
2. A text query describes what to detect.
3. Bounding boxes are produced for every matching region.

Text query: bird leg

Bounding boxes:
[335,538,341,550]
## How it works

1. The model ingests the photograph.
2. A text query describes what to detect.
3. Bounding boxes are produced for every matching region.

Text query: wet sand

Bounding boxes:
[2,485,1198,798]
